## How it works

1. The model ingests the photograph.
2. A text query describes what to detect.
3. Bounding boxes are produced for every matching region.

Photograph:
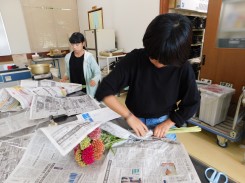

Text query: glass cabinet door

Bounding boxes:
[217,0,245,48]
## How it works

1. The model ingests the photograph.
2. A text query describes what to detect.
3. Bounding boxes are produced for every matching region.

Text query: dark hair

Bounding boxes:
[143,13,192,66]
[69,32,85,44]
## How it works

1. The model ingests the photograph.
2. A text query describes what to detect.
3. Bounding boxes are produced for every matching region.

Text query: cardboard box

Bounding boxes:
[175,0,209,13]
[169,0,176,9]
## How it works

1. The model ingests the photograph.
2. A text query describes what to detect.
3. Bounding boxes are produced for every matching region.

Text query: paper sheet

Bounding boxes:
[76,107,121,123]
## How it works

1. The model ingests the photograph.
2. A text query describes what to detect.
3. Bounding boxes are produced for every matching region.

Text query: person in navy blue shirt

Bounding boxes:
[95,13,200,140]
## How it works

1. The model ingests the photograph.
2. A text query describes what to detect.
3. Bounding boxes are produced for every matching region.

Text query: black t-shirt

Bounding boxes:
[69,52,86,93]
[95,49,200,127]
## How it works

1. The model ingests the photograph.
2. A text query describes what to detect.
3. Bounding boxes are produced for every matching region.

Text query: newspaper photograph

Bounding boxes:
[0,134,33,183]
[5,130,105,183]
[30,95,100,120]
[99,140,201,183]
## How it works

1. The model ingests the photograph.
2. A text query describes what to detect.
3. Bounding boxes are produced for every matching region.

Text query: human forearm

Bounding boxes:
[103,95,131,119]
[103,95,148,136]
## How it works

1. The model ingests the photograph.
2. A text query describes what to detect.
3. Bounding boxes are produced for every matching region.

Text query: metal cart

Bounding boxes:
[187,89,245,148]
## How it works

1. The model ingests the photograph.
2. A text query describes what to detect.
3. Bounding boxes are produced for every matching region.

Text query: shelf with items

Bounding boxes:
[168,6,207,80]
[98,54,126,78]
[169,8,207,17]
[187,16,206,80]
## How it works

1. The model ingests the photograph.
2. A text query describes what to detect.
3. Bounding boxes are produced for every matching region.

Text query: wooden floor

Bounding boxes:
[117,93,245,183]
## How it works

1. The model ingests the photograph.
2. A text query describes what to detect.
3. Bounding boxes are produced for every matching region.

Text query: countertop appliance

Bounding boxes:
[0,67,32,88]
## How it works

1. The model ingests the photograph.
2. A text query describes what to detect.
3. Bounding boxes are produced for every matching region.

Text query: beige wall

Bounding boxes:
[77,0,160,52]
[0,0,160,55]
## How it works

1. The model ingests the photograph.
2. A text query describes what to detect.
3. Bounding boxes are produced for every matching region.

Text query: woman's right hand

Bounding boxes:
[126,114,148,137]
[60,76,68,82]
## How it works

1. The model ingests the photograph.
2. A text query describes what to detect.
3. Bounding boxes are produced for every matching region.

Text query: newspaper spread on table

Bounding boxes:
[41,120,105,156]
[1,79,85,114]
[29,95,100,119]
[0,134,33,183]
[26,86,67,98]
[5,126,201,183]
[20,79,82,94]
[5,86,33,109]
[101,121,153,140]
[4,130,105,183]
[99,140,201,183]
[0,89,20,112]
[76,107,121,123]
[40,107,122,156]
[0,110,49,138]
[2,95,200,183]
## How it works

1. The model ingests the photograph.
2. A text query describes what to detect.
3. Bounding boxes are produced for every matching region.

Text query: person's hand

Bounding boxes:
[126,114,148,137]
[60,76,68,82]
[89,80,96,87]
[153,119,175,138]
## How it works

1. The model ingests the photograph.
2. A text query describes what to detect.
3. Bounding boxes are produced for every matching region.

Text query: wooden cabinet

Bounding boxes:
[200,0,245,102]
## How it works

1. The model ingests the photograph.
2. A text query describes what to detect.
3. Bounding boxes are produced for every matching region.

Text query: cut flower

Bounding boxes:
[74,127,124,167]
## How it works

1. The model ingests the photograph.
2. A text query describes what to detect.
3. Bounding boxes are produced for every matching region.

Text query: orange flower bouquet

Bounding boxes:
[74,127,123,167]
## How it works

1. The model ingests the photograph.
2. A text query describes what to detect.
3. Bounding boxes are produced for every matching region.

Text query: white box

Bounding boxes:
[199,84,235,126]
[176,0,209,13]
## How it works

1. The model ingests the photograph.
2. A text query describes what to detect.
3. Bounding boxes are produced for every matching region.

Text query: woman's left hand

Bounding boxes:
[153,119,175,138]
[89,80,96,86]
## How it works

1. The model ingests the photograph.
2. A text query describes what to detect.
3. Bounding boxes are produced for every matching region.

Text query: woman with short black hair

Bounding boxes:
[61,32,101,97]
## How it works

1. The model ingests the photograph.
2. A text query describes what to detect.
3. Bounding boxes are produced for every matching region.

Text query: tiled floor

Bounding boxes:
[117,93,245,183]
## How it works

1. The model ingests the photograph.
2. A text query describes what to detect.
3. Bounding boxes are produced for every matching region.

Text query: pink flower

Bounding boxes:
[81,145,95,165]
[88,128,101,140]
[74,128,123,167]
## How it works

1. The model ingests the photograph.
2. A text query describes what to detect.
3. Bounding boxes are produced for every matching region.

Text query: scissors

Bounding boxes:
[205,167,228,183]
